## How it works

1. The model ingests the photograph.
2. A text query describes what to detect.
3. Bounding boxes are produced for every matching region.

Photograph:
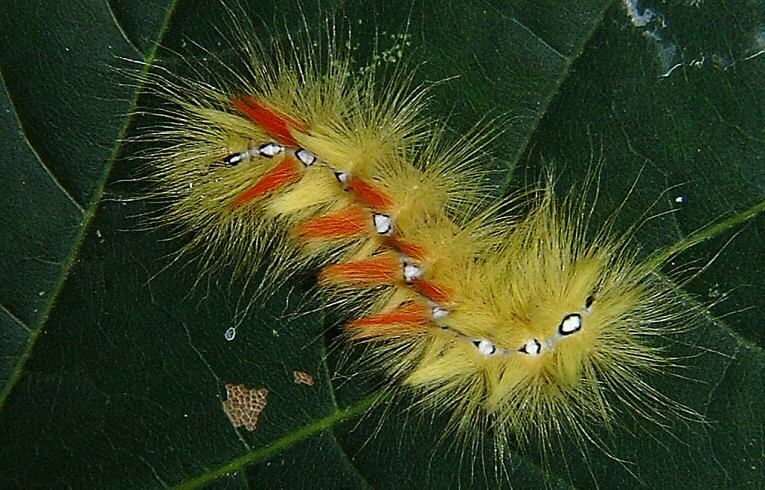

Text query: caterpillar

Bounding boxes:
[123,2,764,489]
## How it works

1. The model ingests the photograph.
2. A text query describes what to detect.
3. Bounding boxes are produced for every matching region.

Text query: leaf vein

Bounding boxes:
[0,0,182,412]
[486,2,567,61]
[501,0,617,191]
[105,0,147,58]
[0,68,85,215]
[171,394,383,489]
[0,302,31,334]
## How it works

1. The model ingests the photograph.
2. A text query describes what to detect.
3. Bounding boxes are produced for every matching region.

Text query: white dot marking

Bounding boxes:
[559,314,582,335]
[431,306,449,320]
[259,143,284,157]
[295,148,317,166]
[522,339,541,356]
[477,339,496,356]
[403,263,424,283]
[373,213,393,235]
[335,172,349,186]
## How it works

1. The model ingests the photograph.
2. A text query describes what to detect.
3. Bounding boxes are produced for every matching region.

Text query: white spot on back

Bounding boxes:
[431,306,449,320]
[259,143,284,157]
[335,172,349,186]
[521,339,542,356]
[477,339,496,356]
[403,263,423,283]
[373,213,393,235]
[295,148,317,166]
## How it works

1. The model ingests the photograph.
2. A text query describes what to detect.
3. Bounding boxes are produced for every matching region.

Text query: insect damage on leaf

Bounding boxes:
[222,383,269,431]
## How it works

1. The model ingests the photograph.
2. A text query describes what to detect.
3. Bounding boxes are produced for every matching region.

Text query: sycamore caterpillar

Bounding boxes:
[128,1,762,487]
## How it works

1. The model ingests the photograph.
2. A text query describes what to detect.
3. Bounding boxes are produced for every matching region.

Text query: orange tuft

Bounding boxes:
[233,96,307,146]
[345,176,393,211]
[320,253,400,285]
[412,278,453,304]
[294,206,371,240]
[231,156,302,208]
[385,236,425,260]
[348,303,431,339]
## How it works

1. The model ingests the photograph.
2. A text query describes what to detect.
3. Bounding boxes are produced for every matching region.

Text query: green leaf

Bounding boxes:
[1,0,763,488]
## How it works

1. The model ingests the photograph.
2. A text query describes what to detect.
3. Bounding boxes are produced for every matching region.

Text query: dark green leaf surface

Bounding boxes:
[2,0,764,488]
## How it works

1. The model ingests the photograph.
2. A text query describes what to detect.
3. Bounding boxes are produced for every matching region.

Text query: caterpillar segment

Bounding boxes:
[217,97,493,344]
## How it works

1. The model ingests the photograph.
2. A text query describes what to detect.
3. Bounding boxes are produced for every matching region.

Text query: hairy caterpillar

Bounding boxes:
[120,2,764,489]
[2,1,764,489]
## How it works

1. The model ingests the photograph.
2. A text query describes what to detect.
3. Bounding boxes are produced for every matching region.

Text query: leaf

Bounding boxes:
[1,0,763,488]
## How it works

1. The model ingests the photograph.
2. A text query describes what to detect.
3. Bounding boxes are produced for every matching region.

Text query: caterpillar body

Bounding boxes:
[129,3,759,488]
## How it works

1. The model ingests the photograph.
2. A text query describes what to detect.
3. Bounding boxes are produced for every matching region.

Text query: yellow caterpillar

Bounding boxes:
[132,3,762,487]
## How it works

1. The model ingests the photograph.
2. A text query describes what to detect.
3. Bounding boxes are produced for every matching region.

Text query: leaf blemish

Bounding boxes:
[222,383,269,431]
[293,371,316,386]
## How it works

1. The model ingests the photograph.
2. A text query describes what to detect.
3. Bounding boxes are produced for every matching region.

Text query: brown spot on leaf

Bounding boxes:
[222,383,269,431]
[293,371,316,386]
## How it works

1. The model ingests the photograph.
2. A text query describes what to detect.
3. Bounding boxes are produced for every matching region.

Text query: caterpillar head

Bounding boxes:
[507,201,695,451]
[403,188,689,447]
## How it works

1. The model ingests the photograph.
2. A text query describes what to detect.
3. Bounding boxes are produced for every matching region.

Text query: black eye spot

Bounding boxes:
[585,295,594,309]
